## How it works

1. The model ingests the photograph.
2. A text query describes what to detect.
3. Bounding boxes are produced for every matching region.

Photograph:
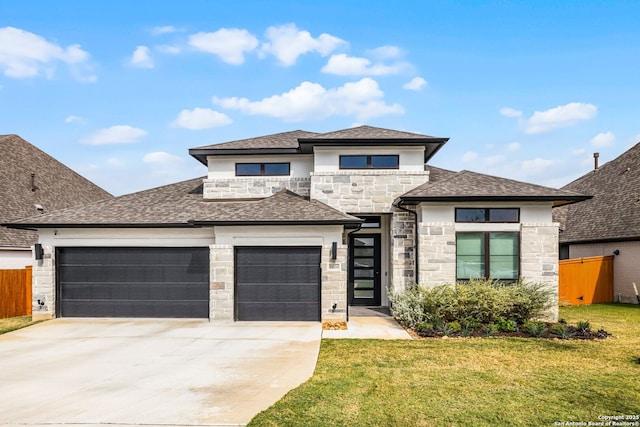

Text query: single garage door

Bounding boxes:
[57,247,209,318]
[235,247,321,321]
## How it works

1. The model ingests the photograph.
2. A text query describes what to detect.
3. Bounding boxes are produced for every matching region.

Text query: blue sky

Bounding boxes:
[1,1,638,195]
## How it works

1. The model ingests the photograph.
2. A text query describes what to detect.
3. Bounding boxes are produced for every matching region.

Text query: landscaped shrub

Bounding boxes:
[495,317,518,332]
[550,323,573,339]
[389,279,553,328]
[523,320,547,337]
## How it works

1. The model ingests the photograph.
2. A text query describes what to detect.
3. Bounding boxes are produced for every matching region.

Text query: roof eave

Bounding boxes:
[188,148,302,165]
[189,219,363,227]
[3,223,197,229]
[298,138,449,162]
[560,235,640,245]
[399,195,592,207]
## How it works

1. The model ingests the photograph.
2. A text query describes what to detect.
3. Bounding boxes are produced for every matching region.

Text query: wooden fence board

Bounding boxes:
[559,256,614,306]
[0,267,32,318]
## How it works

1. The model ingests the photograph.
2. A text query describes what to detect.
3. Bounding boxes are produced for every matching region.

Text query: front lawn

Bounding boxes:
[249,304,640,426]
[0,316,40,335]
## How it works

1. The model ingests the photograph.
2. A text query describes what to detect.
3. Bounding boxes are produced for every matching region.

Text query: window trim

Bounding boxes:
[455,208,520,223]
[339,155,399,170]
[235,162,290,176]
[455,231,520,281]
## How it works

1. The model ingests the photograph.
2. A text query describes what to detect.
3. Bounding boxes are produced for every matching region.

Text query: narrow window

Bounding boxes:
[235,163,290,176]
[359,216,381,228]
[339,155,399,169]
[455,208,520,223]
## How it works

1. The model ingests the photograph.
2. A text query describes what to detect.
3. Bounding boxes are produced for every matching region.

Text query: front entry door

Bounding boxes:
[349,234,381,306]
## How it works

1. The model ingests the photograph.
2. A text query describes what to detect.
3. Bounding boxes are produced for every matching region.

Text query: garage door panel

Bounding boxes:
[57,248,209,318]
[235,247,320,321]
[237,302,318,321]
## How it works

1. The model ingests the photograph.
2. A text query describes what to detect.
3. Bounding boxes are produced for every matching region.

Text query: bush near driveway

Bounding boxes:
[248,304,640,427]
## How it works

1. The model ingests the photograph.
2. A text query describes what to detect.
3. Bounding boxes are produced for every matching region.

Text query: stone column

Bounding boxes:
[418,223,456,287]
[32,245,55,321]
[209,245,234,321]
[321,244,348,321]
[390,210,415,292]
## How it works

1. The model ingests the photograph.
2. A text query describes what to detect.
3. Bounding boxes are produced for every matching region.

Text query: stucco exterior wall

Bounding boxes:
[310,171,430,213]
[0,249,32,269]
[569,241,640,304]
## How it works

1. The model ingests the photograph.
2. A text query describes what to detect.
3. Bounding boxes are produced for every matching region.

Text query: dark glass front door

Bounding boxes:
[349,234,381,306]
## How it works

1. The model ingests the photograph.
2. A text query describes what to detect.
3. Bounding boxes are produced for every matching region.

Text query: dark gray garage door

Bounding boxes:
[235,247,321,321]
[57,247,209,318]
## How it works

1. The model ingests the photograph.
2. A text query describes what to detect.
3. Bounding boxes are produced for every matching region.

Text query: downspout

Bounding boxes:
[392,198,419,286]
[345,223,363,321]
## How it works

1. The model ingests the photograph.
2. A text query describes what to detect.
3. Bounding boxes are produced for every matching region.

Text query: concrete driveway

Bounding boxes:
[0,319,321,426]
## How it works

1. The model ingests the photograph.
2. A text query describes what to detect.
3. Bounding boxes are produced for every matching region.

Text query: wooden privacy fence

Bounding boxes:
[559,256,613,306]
[0,267,32,318]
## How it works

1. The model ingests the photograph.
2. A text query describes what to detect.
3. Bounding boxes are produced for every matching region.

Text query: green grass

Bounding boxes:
[0,316,40,335]
[249,304,640,427]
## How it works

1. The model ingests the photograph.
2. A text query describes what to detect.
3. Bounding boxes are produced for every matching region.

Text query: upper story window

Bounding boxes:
[455,208,520,223]
[339,155,399,170]
[235,162,290,176]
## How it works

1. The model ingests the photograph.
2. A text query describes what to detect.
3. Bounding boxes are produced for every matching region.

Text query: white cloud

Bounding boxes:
[130,46,154,68]
[321,53,408,76]
[106,157,125,167]
[65,115,84,123]
[213,77,403,122]
[0,26,94,80]
[525,102,597,134]
[156,45,181,54]
[189,28,258,65]
[403,77,427,91]
[591,131,615,147]
[484,154,506,167]
[261,23,346,66]
[506,142,521,152]
[143,151,184,164]
[151,26,176,35]
[171,107,232,130]
[500,107,522,118]
[519,158,555,174]
[461,151,478,162]
[368,45,402,59]
[81,125,147,145]
[572,148,586,156]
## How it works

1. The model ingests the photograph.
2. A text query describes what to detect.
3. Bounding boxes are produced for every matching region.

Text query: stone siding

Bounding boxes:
[310,171,429,213]
[203,177,310,199]
[418,223,456,287]
[32,245,55,321]
[521,224,559,320]
[321,245,348,321]
[209,245,234,321]
[390,211,416,292]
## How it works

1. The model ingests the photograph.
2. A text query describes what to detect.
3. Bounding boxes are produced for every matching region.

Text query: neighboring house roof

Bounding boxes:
[4,177,362,228]
[189,125,449,164]
[554,142,640,243]
[400,169,590,207]
[0,134,112,248]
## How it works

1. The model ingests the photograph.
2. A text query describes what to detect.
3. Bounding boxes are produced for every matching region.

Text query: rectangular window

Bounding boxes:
[359,216,381,228]
[455,208,520,223]
[456,232,519,281]
[235,162,290,176]
[339,155,399,169]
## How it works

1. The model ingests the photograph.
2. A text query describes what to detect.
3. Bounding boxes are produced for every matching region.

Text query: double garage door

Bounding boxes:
[57,246,321,321]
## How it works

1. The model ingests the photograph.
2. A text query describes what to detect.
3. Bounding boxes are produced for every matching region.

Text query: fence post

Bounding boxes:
[25,266,33,315]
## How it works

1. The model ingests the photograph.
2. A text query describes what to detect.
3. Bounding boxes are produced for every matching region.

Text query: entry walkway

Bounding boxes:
[323,306,412,339]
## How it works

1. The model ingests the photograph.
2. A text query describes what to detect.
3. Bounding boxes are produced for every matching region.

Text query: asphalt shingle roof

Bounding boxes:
[191,130,318,150]
[0,135,112,248]
[304,125,439,140]
[554,143,640,243]
[4,177,362,228]
[401,169,589,207]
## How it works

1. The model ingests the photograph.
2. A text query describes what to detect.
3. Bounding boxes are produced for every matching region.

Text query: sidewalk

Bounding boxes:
[323,313,412,340]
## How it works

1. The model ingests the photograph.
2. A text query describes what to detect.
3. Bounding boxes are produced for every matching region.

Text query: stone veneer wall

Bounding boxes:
[310,171,429,213]
[203,177,310,199]
[417,223,456,287]
[209,244,234,321]
[390,210,416,292]
[32,245,55,321]
[520,224,559,321]
[209,244,347,321]
[321,244,348,321]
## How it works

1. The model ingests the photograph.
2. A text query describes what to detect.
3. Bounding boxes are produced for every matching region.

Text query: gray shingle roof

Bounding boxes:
[305,125,439,140]
[191,130,318,150]
[401,169,589,207]
[554,143,640,243]
[0,135,112,248]
[4,177,362,228]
